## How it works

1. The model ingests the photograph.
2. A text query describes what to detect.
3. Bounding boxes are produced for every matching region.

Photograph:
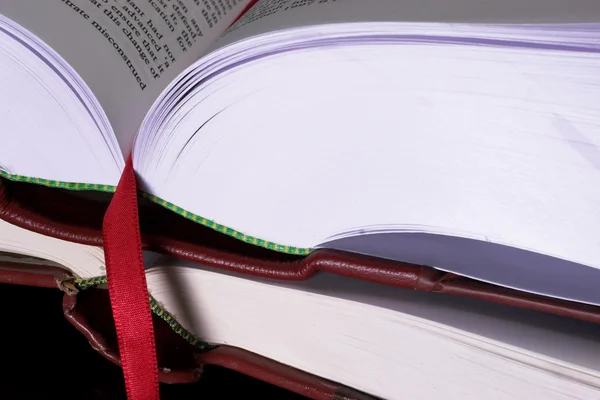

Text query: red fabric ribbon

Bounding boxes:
[103,156,159,400]
[102,4,260,399]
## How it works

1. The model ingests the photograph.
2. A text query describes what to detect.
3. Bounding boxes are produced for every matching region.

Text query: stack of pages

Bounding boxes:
[1,0,599,398]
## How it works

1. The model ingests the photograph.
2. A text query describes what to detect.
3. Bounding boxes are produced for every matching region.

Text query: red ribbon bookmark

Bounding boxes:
[103,156,159,400]
[102,4,260,399]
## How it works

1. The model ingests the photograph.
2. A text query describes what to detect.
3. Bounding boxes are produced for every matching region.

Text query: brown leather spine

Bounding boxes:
[2,178,600,325]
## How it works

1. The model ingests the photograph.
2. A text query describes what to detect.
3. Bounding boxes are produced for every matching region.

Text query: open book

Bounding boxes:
[1,2,600,397]
[1,2,600,305]
[2,237,600,400]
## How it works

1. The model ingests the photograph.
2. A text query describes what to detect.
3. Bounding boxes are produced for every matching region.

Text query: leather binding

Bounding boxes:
[0,258,71,289]
[62,287,377,399]
[2,177,600,325]
[61,272,376,399]
[194,347,376,400]
[0,260,372,399]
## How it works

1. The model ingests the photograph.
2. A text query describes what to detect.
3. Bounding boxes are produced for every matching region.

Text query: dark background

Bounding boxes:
[0,283,306,399]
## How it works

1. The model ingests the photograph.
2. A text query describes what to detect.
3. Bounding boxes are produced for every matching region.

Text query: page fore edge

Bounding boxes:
[0,170,313,255]
[75,276,213,351]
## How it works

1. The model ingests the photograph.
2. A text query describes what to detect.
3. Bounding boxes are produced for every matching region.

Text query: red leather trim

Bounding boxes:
[2,177,600,325]
[63,293,123,367]
[0,264,373,397]
[196,347,377,400]
[0,260,70,288]
[432,276,600,324]
[0,178,106,246]
[62,289,202,385]
[59,287,374,398]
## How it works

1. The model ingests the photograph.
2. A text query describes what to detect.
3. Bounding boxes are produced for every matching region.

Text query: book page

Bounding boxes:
[219,0,600,46]
[1,0,252,155]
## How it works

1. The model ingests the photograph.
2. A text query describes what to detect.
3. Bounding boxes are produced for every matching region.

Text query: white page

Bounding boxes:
[147,264,600,400]
[0,218,105,279]
[219,0,600,47]
[136,12,600,304]
[1,0,252,155]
